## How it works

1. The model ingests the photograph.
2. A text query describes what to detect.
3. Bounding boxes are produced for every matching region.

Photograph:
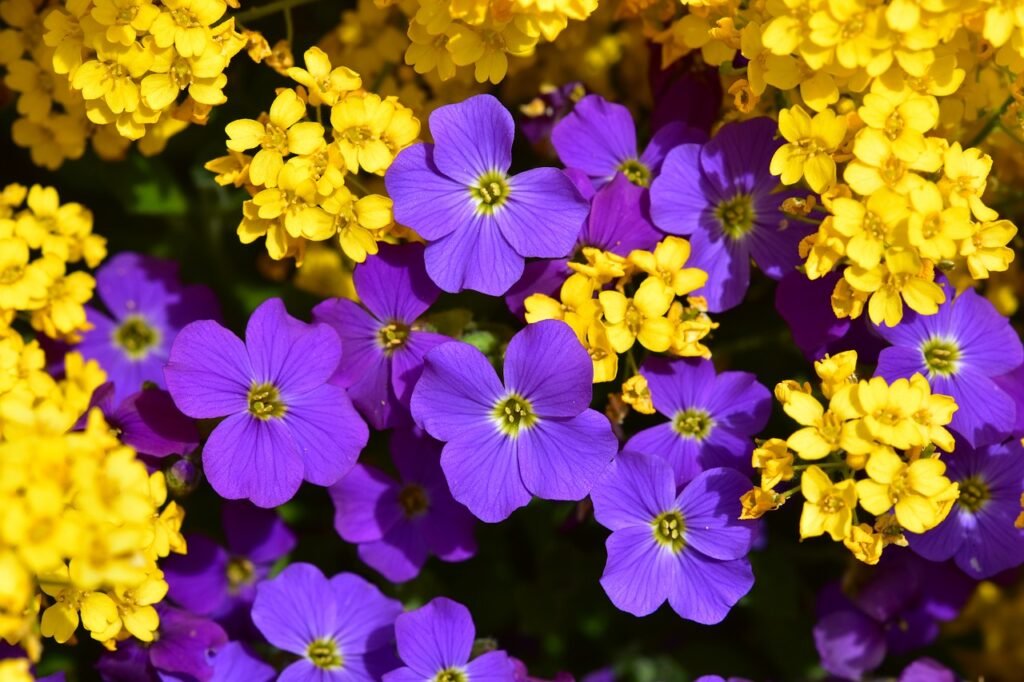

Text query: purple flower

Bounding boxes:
[164,500,296,638]
[312,243,450,430]
[251,562,401,682]
[907,439,1024,579]
[386,94,588,295]
[208,642,275,682]
[519,82,584,145]
[330,428,477,582]
[77,252,219,404]
[624,357,770,486]
[551,93,704,188]
[411,320,618,522]
[89,383,199,458]
[874,285,1024,447]
[164,298,368,507]
[590,451,756,623]
[899,658,957,682]
[382,597,515,682]
[650,118,810,312]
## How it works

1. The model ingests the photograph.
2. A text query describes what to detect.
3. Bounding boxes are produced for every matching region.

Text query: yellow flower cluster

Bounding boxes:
[743,350,960,565]
[0,184,106,342]
[0,0,245,169]
[524,236,716,383]
[0,344,185,658]
[207,47,420,264]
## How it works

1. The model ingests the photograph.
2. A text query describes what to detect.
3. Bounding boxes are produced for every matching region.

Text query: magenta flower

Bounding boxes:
[383,598,515,682]
[385,94,588,295]
[590,451,755,623]
[164,298,368,507]
[329,428,477,582]
[411,320,618,522]
[313,243,450,430]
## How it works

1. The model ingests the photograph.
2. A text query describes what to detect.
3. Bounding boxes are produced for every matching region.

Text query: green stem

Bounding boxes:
[283,5,294,44]
[369,61,396,94]
[232,0,320,24]
[793,461,847,471]
[347,175,371,196]
[965,95,1013,149]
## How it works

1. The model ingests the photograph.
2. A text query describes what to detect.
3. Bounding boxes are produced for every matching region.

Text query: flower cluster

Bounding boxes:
[209,47,419,264]
[747,349,960,565]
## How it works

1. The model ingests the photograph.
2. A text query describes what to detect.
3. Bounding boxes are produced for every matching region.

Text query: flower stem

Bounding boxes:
[965,95,1013,149]
[233,0,320,24]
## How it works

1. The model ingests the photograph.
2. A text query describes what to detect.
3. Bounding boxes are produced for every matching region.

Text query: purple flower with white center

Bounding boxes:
[624,357,771,486]
[650,118,810,312]
[312,243,450,430]
[382,597,515,682]
[590,451,756,623]
[906,439,1024,579]
[164,298,368,507]
[874,284,1024,447]
[89,383,199,458]
[77,252,219,404]
[551,93,705,188]
[411,319,618,522]
[251,562,401,682]
[386,94,589,296]
[164,500,296,638]
[329,428,477,582]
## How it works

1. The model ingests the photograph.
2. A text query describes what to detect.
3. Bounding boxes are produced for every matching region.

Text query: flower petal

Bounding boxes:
[251,563,338,655]
[666,552,753,624]
[517,410,617,502]
[394,597,474,675]
[590,450,675,531]
[599,526,675,616]
[411,341,504,442]
[429,94,513,183]
[285,383,368,486]
[494,168,587,259]
[503,320,592,417]
[440,424,531,523]
[676,468,755,560]
[165,320,251,418]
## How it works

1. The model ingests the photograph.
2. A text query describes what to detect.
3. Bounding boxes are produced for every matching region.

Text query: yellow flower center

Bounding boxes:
[652,509,686,553]
[378,321,410,353]
[921,337,960,377]
[880,155,907,187]
[672,408,714,440]
[493,393,537,436]
[306,638,343,670]
[470,171,510,214]
[821,492,848,513]
[262,122,290,154]
[114,315,161,359]
[921,213,941,239]
[863,210,886,241]
[716,194,755,239]
[170,58,193,89]
[958,476,989,512]
[617,158,651,187]
[0,264,24,284]
[398,483,430,518]
[884,110,904,141]
[170,8,199,27]
[116,6,137,23]
[226,557,255,591]
[434,669,467,682]
[247,382,286,420]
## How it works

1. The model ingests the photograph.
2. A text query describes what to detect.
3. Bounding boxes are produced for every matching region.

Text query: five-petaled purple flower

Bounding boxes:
[382,597,515,682]
[313,243,450,430]
[874,284,1024,447]
[625,357,771,486]
[411,319,618,522]
[330,428,477,582]
[907,438,1024,579]
[78,252,219,404]
[164,298,368,507]
[590,451,756,623]
[385,94,589,296]
[88,383,199,459]
[650,118,809,312]
[251,562,401,681]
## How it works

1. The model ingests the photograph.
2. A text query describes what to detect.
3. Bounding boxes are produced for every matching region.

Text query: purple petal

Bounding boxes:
[582,175,661,255]
[517,411,617,502]
[813,610,886,681]
[382,668,424,682]
[687,228,751,312]
[391,331,450,408]
[96,252,179,320]
[905,512,962,563]
[746,194,811,280]
[285,383,368,486]
[113,388,199,457]
[504,320,592,417]
[667,552,753,624]
[699,118,780,195]
[163,534,229,616]
[222,500,296,564]
[245,299,341,394]
[503,259,572,319]
[202,413,304,508]
[312,297,382,388]
[932,369,1014,447]
[899,658,956,682]
[423,495,478,563]
[357,524,429,583]
[625,423,704,486]
[149,608,227,682]
[464,650,514,682]
[703,371,771,436]
[590,450,675,531]
[876,346,928,382]
[776,272,851,362]
[552,95,637,184]
[494,168,587,259]
[251,563,338,655]
[600,526,674,616]
[640,356,715,415]
[429,94,513,183]
[649,143,718,236]
[164,320,251,418]
[329,464,402,543]
[424,214,524,295]
[394,597,474,674]
[328,573,401,654]
[699,427,756,476]
[210,642,275,682]
[386,143,471,241]
[411,341,504,442]
[676,468,754,560]
[640,121,706,175]
[440,424,531,523]
[354,243,440,323]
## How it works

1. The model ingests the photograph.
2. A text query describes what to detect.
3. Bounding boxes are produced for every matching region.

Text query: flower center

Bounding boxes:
[821,492,847,513]
[617,158,651,187]
[398,483,429,518]
[493,393,537,436]
[114,315,161,359]
[672,408,714,440]
[306,638,343,670]
[247,382,286,420]
[434,669,468,682]
[715,194,755,239]
[958,476,989,513]
[226,557,255,591]
[652,509,686,553]
[921,337,960,377]
[378,321,410,352]
[470,171,510,214]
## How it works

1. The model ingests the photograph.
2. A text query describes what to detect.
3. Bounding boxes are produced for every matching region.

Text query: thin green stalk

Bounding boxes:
[232,0,319,24]
[965,95,1013,148]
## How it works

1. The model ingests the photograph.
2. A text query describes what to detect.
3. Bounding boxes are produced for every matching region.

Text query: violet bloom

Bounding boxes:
[312,243,449,430]
[330,428,477,582]
[624,357,771,486]
[207,642,275,682]
[89,383,199,458]
[907,439,1024,579]
[650,118,810,312]
[251,563,401,681]
[519,82,584,145]
[386,94,588,295]
[551,93,704,188]
[590,451,755,623]
[899,658,957,682]
[874,285,1023,447]
[164,500,296,637]
[77,252,219,404]
[382,597,514,682]
[411,320,618,522]
[165,298,368,507]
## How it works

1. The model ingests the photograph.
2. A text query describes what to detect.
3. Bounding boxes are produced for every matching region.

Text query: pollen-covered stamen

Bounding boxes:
[114,315,161,358]
[493,393,538,436]
[434,668,468,682]
[378,321,410,352]
[470,171,510,213]
[958,476,988,512]
[306,637,343,670]
[226,557,255,592]
[248,382,286,420]
[672,408,714,441]
[652,509,686,553]
[921,337,960,377]
[617,158,651,187]
[716,194,755,239]
[398,483,430,518]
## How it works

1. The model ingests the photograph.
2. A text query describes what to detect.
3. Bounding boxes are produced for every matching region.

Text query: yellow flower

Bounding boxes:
[525,273,599,338]
[939,143,998,222]
[830,190,908,270]
[770,106,847,193]
[843,523,884,565]
[90,0,160,46]
[148,0,226,58]
[251,163,330,240]
[780,388,860,460]
[858,84,939,162]
[598,277,674,353]
[141,47,229,111]
[226,89,323,188]
[321,189,395,262]
[752,438,794,489]
[627,236,707,298]
[621,374,655,414]
[584,322,618,383]
[844,129,942,196]
[405,19,457,80]
[330,93,398,175]
[71,43,153,115]
[961,220,1017,279]
[287,46,361,107]
[446,20,536,84]
[740,486,784,520]
[906,182,973,263]
[856,448,959,534]
[800,465,858,541]
[814,350,857,399]
[568,247,628,285]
